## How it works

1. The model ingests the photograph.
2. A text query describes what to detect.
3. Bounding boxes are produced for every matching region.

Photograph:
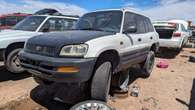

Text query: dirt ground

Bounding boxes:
[0,48,194,110]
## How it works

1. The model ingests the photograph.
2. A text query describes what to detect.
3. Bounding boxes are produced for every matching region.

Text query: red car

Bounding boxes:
[0,13,31,30]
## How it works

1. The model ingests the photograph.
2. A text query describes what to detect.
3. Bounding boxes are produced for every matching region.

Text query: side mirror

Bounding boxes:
[123,25,137,34]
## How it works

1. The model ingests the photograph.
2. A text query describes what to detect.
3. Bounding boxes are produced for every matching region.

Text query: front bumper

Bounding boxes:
[19,50,96,83]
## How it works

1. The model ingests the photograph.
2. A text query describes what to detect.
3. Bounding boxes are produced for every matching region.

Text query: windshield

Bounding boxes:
[13,16,46,31]
[76,11,123,33]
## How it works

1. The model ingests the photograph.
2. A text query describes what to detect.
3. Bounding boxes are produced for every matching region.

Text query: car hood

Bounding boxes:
[27,30,114,47]
[0,29,39,39]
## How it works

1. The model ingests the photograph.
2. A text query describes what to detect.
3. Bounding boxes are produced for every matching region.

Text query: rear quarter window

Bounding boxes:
[136,15,146,33]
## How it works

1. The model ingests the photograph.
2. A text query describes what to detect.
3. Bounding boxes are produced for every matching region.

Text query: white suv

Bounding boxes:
[19,9,159,102]
[153,21,189,50]
[0,14,78,73]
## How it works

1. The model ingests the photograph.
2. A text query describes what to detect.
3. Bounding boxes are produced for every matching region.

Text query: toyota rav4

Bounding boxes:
[19,9,159,102]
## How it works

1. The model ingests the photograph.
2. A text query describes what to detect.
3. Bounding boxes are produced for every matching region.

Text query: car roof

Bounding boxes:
[152,21,181,29]
[169,20,189,29]
[31,15,79,20]
[85,8,148,18]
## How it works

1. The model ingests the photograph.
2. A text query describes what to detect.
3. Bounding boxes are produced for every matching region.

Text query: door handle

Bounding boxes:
[150,37,153,40]
[138,38,142,42]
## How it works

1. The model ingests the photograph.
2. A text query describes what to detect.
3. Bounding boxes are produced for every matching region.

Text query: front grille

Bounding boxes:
[25,43,56,56]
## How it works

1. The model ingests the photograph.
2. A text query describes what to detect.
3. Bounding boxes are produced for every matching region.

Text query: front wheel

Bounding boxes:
[5,48,25,73]
[91,62,112,102]
[140,51,155,78]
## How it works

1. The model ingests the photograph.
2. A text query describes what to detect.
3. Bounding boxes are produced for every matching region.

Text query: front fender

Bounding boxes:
[0,34,41,49]
[84,34,123,58]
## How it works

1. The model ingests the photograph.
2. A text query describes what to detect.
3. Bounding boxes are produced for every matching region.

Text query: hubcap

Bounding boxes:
[11,54,24,72]
[13,55,20,67]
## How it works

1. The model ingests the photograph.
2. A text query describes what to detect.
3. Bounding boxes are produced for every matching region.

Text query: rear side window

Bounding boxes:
[136,15,146,33]
[146,18,154,32]
[181,24,187,32]
[143,19,149,33]
[141,17,154,33]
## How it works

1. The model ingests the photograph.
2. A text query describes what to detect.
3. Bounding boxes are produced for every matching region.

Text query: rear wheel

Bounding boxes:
[91,61,112,101]
[140,51,155,78]
[5,48,25,73]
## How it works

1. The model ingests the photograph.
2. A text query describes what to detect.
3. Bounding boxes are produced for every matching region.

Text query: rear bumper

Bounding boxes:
[159,38,182,48]
[19,50,96,83]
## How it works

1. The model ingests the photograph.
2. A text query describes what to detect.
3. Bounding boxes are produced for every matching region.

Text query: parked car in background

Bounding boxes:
[34,8,60,15]
[153,21,189,51]
[189,29,195,43]
[0,12,79,73]
[19,9,159,102]
[169,20,192,37]
[192,29,195,37]
[0,13,31,30]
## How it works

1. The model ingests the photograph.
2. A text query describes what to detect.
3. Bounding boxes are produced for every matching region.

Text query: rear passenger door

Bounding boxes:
[121,12,149,66]
[144,17,156,46]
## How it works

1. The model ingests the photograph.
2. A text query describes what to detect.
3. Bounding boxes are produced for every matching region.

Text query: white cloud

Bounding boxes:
[124,2,135,7]
[125,0,195,23]
[144,0,195,22]
[0,0,87,16]
[160,0,181,5]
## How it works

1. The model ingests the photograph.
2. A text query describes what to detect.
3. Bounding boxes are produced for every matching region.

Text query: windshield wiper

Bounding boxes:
[80,28,103,31]
[80,28,114,33]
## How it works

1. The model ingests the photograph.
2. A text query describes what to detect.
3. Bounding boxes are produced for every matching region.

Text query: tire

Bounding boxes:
[33,76,53,85]
[140,51,155,78]
[112,70,129,93]
[91,61,112,102]
[5,48,25,73]
[177,41,185,52]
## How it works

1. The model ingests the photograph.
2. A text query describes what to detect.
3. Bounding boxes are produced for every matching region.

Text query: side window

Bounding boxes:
[123,12,136,33]
[63,19,77,30]
[136,15,146,33]
[40,18,65,32]
[143,18,149,33]
[40,18,77,32]
[146,18,154,32]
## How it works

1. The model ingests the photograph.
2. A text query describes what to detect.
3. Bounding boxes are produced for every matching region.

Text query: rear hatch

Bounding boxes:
[153,22,179,39]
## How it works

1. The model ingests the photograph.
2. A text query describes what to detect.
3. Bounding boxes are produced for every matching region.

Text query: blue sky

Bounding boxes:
[0,0,195,23]
[40,0,159,10]
[5,0,159,11]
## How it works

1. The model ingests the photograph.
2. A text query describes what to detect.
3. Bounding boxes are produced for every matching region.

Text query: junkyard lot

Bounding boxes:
[0,48,194,110]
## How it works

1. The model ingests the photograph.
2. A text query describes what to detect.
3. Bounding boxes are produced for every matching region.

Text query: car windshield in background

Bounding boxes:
[76,11,123,33]
[0,18,5,26]
[13,16,46,31]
